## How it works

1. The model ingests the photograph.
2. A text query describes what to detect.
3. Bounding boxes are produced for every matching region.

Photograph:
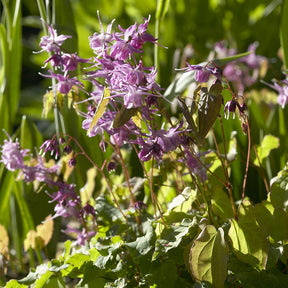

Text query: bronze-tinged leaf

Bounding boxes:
[36,215,54,246]
[112,106,139,128]
[24,215,54,251]
[0,225,9,257]
[42,90,54,118]
[24,230,39,251]
[197,82,223,141]
[87,87,110,135]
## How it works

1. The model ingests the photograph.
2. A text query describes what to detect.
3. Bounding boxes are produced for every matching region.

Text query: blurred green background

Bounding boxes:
[0,0,286,278]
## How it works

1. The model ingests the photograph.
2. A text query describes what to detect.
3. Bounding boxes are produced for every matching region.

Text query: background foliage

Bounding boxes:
[0,0,288,287]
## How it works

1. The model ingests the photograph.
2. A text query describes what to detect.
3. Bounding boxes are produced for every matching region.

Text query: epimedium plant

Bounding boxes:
[1,1,288,288]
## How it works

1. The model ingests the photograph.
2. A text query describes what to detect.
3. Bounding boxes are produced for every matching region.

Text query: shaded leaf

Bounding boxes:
[197,82,223,141]
[112,106,139,128]
[125,220,156,255]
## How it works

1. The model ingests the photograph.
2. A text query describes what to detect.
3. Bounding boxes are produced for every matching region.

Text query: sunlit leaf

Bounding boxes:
[190,225,228,288]
[270,165,288,209]
[252,135,279,167]
[80,167,97,205]
[211,188,234,221]
[228,200,268,270]
[167,187,197,212]
[87,88,110,135]
[125,220,156,255]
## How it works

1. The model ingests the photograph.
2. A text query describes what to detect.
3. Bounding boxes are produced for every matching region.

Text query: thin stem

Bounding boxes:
[242,118,251,200]
[68,135,127,221]
[211,128,237,218]
[132,144,166,226]
[252,144,270,194]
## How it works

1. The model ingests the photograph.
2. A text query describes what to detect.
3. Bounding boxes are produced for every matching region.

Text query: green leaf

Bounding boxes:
[79,261,108,287]
[65,253,91,270]
[197,82,223,142]
[125,220,156,255]
[112,106,140,128]
[42,275,65,288]
[280,0,288,70]
[0,170,14,227]
[94,196,124,222]
[228,200,268,270]
[34,270,54,288]
[270,166,288,209]
[154,218,197,260]
[167,187,197,212]
[189,225,228,288]
[251,135,279,167]
[18,270,38,285]
[254,202,288,242]
[211,188,234,221]
[53,0,78,53]
[5,279,28,288]
[20,115,43,151]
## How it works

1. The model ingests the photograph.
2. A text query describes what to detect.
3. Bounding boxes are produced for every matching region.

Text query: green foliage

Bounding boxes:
[1,0,288,287]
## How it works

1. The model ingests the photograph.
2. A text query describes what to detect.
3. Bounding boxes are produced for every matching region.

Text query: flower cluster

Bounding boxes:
[38,12,190,166]
[0,131,58,183]
[0,133,96,245]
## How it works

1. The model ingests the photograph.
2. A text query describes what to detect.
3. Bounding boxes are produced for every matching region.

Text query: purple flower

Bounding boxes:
[243,42,265,69]
[263,77,288,108]
[68,157,77,167]
[183,148,208,182]
[224,99,247,119]
[137,123,186,162]
[134,201,147,213]
[182,63,221,83]
[63,227,95,246]
[20,155,58,183]
[43,53,63,68]
[40,70,84,94]
[62,53,90,72]
[89,11,115,54]
[40,138,60,158]
[0,132,29,171]
[39,20,71,53]
[138,141,163,162]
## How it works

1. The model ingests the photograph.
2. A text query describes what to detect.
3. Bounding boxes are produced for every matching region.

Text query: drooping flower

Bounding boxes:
[224,99,247,119]
[181,63,222,83]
